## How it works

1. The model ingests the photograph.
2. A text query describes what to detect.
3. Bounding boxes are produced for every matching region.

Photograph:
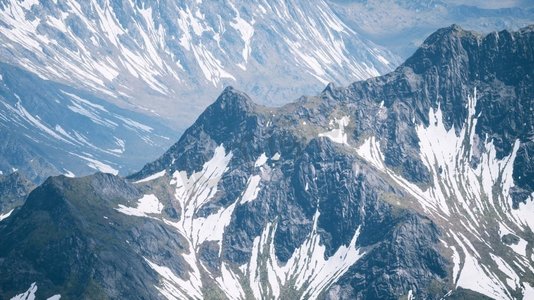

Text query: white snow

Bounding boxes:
[72,154,119,175]
[169,144,233,247]
[450,245,460,283]
[524,284,534,300]
[271,152,281,161]
[115,116,153,132]
[134,170,166,184]
[318,116,350,145]
[375,54,390,65]
[63,169,75,178]
[240,175,261,204]
[254,153,268,167]
[351,89,532,299]
[356,136,385,171]
[229,7,255,64]
[155,145,235,298]
[116,194,163,217]
[453,233,511,300]
[47,296,61,300]
[510,238,528,257]
[215,263,246,299]
[13,97,71,143]
[109,137,126,154]
[511,194,534,233]
[490,253,520,289]
[61,91,108,112]
[0,209,14,222]
[247,211,365,299]
[145,258,203,300]
[11,282,37,300]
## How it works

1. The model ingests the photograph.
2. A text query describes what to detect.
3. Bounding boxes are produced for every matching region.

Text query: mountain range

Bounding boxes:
[0,0,405,184]
[0,24,532,300]
[0,0,398,127]
[2,0,531,186]
[328,0,534,58]
[0,62,176,183]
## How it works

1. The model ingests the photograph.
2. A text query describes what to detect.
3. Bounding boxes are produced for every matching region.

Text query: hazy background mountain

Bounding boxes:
[0,0,400,183]
[328,0,534,58]
[0,62,177,182]
[0,0,399,128]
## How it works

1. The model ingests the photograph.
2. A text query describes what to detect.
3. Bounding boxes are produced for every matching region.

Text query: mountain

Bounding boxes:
[0,0,398,127]
[328,0,534,58]
[0,62,176,183]
[0,172,34,221]
[1,25,533,299]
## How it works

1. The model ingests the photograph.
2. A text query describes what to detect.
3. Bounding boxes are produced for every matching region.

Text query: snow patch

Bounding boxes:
[524,284,534,300]
[254,153,268,167]
[229,9,255,64]
[145,258,203,300]
[11,282,37,300]
[116,194,163,217]
[356,136,385,171]
[0,209,14,222]
[215,263,246,299]
[63,170,75,178]
[158,145,235,298]
[318,116,350,145]
[72,154,118,175]
[240,175,261,204]
[134,170,166,184]
[490,253,520,289]
[450,245,461,283]
[511,194,534,233]
[247,211,365,299]
[453,233,511,299]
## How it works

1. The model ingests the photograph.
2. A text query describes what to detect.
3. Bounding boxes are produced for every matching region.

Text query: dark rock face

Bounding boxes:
[0,174,187,299]
[1,25,533,299]
[0,172,34,214]
[326,214,449,300]
[338,24,533,194]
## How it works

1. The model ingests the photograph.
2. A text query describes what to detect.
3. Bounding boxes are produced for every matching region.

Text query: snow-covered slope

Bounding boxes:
[0,0,398,126]
[0,62,175,183]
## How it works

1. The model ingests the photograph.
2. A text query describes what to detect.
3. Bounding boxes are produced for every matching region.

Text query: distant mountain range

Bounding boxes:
[0,0,405,186]
[328,0,534,58]
[0,0,398,128]
[0,62,175,183]
[1,25,532,300]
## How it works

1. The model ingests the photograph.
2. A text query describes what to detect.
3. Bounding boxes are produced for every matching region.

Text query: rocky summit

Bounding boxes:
[0,25,533,299]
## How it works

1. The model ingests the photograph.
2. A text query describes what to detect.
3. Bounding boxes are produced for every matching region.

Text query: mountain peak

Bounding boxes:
[213,86,256,113]
[419,24,476,48]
